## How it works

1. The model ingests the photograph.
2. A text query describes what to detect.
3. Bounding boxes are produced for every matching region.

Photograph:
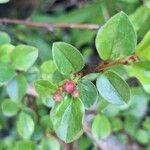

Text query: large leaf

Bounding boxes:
[96,71,130,105]
[96,11,137,60]
[50,98,84,143]
[6,75,28,100]
[34,80,56,97]
[92,114,111,139]
[11,45,38,71]
[77,79,98,108]
[52,42,84,75]
[0,63,16,85]
[17,111,34,139]
[136,31,150,61]
[2,99,20,117]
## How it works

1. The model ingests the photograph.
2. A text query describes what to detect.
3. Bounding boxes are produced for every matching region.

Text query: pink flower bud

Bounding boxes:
[71,90,80,98]
[53,93,62,102]
[63,81,75,94]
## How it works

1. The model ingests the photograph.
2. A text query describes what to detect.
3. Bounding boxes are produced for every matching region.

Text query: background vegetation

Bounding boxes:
[0,0,150,150]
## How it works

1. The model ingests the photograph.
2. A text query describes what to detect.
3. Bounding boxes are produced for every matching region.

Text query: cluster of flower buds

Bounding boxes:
[53,80,80,102]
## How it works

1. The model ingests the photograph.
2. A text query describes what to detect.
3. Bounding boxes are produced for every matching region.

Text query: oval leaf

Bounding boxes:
[0,63,15,85]
[17,111,35,139]
[6,75,28,100]
[77,79,98,108]
[34,80,56,97]
[2,99,20,117]
[50,98,84,143]
[11,45,38,71]
[52,42,84,75]
[96,11,137,60]
[96,71,130,105]
[92,114,111,139]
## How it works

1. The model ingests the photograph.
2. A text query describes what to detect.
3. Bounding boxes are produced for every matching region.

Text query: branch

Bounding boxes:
[0,18,99,30]
[76,55,139,77]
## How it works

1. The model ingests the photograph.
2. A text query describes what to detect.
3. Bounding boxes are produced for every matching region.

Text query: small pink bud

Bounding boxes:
[63,81,75,94]
[53,93,62,102]
[71,90,80,98]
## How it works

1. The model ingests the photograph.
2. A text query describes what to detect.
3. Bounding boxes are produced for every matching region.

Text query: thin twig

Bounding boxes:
[76,55,139,77]
[0,18,99,30]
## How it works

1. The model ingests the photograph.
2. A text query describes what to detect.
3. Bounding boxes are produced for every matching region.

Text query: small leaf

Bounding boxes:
[77,79,98,108]
[96,11,137,60]
[34,80,56,97]
[11,45,38,71]
[142,117,150,131]
[111,118,123,132]
[0,31,11,45]
[0,44,15,63]
[131,62,150,93]
[135,129,149,145]
[40,115,54,132]
[52,42,85,75]
[2,99,20,117]
[50,98,84,143]
[0,63,15,85]
[96,71,130,105]
[40,60,57,80]
[136,31,150,61]
[40,137,60,150]
[6,75,28,100]
[92,114,111,139]
[17,111,34,139]
[16,141,35,150]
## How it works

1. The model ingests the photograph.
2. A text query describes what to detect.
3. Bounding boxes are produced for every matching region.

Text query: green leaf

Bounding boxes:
[40,137,60,150]
[0,63,16,85]
[40,60,57,80]
[135,129,149,145]
[2,99,20,117]
[96,71,130,105]
[127,87,148,118]
[6,75,28,100]
[11,45,38,71]
[136,31,150,61]
[77,79,98,108]
[16,141,35,150]
[34,80,56,97]
[142,117,150,131]
[92,114,111,139]
[41,96,55,108]
[17,111,34,139]
[0,44,15,63]
[111,118,123,132]
[131,62,150,93]
[52,42,85,75]
[96,11,137,60]
[0,31,11,45]
[124,116,139,136]
[130,5,150,38]
[50,98,84,143]
[0,0,9,3]
[40,115,54,132]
